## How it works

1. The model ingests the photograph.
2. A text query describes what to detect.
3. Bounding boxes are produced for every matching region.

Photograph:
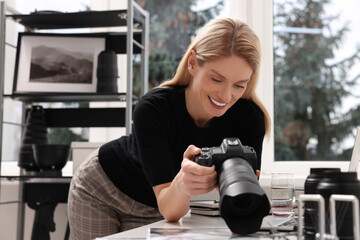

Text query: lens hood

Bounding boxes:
[218,158,270,234]
[221,188,270,234]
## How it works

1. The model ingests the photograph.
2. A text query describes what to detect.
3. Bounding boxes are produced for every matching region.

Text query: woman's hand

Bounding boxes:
[152,144,217,222]
[177,145,217,196]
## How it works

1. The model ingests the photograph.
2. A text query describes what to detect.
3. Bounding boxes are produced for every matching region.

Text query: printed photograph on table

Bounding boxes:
[13,33,106,94]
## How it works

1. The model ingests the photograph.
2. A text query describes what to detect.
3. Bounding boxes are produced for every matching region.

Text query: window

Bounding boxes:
[233,0,360,183]
[273,0,360,162]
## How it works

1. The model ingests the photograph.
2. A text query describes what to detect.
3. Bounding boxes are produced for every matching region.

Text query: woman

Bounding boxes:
[68,17,270,240]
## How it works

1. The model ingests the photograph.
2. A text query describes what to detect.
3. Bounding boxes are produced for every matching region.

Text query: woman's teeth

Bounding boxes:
[210,97,226,107]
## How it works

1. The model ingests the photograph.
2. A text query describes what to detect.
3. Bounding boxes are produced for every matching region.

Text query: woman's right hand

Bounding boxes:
[152,145,217,221]
[176,145,218,196]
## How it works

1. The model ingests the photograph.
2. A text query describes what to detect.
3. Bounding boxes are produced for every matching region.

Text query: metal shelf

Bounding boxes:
[6,10,136,29]
[7,92,127,102]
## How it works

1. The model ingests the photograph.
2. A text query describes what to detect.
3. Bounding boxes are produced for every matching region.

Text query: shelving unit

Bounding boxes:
[0,1,149,239]
[0,0,149,162]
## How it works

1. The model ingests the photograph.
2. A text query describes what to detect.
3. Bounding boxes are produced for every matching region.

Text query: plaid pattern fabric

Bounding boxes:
[68,149,163,240]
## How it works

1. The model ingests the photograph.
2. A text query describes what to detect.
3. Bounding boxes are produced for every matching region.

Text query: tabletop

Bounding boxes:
[98,213,297,239]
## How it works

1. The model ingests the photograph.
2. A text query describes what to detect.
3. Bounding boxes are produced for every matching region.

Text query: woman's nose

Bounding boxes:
[218,85,232,103]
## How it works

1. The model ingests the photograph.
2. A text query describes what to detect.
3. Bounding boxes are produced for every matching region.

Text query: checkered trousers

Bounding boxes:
[67,149,163,240]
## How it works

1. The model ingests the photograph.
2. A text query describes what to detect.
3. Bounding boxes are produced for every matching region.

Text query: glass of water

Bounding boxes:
[270,173,295,218]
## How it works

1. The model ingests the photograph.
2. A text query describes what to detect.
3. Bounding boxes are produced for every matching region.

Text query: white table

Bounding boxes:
[101,212,227,239]
[98,213,295,239]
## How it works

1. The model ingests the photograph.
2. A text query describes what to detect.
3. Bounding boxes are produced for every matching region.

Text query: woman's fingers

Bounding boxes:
[181,157,215,175]
[183,144,201,160]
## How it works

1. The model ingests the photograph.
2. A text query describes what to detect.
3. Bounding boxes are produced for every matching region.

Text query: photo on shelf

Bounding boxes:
[13,32,106,94]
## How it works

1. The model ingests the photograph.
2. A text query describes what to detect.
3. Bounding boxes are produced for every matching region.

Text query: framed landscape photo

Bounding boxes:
[13,33,106,94]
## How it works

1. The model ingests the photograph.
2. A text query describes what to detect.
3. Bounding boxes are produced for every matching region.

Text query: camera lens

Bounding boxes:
[305,168,341,194]
[303,168,341,239]
[317,172,360,240]
[96,50,118,93]
[218,158,270,235]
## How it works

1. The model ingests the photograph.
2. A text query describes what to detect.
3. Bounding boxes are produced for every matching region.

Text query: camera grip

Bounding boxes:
[195,148,213,167]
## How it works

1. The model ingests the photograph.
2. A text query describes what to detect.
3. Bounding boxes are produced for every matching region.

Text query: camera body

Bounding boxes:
[195,138,270,235]
[195,138,257,172]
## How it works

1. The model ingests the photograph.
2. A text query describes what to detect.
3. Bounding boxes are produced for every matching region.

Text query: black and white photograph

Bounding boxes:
[13,33,106,93]
[29,45,94,84]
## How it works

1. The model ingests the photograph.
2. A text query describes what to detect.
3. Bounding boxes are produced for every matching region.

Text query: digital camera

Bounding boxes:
[195,138,270,235]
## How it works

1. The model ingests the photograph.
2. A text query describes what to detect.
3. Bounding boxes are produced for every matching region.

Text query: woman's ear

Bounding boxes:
[187,49,198,76]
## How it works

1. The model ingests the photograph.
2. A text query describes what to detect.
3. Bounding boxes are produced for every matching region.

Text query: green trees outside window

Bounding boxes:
[274,0,360,161]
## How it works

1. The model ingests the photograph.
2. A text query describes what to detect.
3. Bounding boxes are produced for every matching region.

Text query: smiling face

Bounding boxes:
[186,51,253,127]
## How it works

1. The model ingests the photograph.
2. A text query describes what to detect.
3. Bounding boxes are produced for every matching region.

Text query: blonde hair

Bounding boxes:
[160,18,270,136]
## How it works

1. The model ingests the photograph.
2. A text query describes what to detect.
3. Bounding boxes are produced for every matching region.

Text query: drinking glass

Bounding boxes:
[270,173,295,218]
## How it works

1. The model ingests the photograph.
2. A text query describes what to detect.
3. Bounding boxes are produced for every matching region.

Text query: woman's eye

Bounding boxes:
[235,83,247,89]
[211,78,221,83]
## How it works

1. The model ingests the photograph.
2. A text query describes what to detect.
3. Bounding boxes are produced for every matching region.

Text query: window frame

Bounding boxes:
[230,0,351,188]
